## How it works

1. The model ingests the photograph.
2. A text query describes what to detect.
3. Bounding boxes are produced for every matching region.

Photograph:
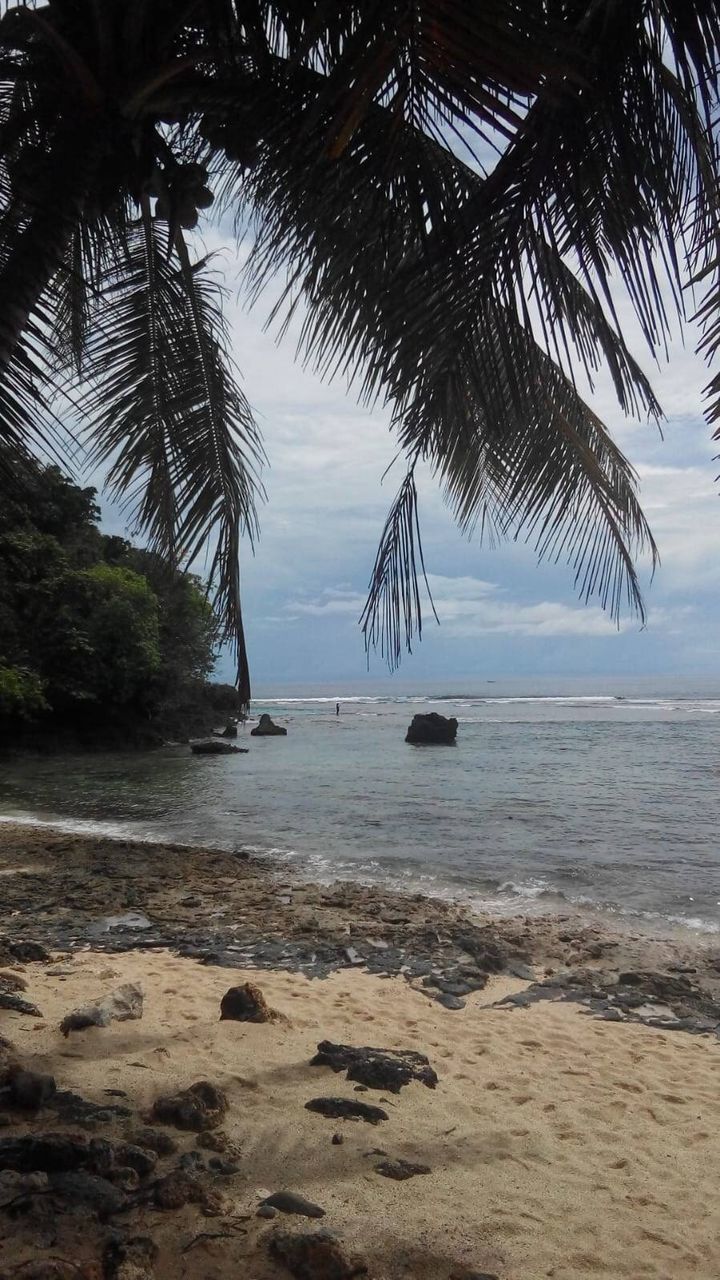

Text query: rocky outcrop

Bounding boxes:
[405,712,458,744]
[150,1081,227,1132]
[251,713,287,736]
[310,1042,438,1092]
[190,739,248,754]
[269,1230,368,1279]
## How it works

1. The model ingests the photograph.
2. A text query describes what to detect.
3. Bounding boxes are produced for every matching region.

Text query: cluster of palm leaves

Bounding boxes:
[1,1,719,704]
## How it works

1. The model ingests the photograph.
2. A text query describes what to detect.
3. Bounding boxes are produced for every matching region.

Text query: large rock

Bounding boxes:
[310,1042,437,1093]
[269,1230,367,1279]
[220,982,277,1023]
[150,1081,227,1132]
[405,712,458,745]
[251,714,287,737]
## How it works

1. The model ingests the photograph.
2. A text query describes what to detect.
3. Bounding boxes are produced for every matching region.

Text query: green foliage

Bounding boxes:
[0,453,220,739]
[0,664,47,721]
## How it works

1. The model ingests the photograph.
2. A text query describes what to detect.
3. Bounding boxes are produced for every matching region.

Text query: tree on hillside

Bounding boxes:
[1,2,719,704]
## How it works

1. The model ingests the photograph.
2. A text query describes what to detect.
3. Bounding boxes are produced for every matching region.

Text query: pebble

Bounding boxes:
[261,1189,326,1218]
[436,993,466,1010]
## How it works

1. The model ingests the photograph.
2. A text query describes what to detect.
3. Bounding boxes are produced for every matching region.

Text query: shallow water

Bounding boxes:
[2,675,720,934]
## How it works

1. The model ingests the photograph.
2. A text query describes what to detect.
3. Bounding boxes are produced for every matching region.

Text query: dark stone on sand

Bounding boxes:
[220,981,276,1022]
[505,960,536,981]
[257,1202,279,1218]
[51,1089,131,1127]
[251,714,288,736]
[190,738,248,754]
[305,1097,388,1124]
[374,1158,431,1181]
[4,1067,56,1111]
[103,1234,158,1280]
[436,993,465,1010]
[128,1128,178,1157]
[424,977,472,997]
[4,939,51,963]
[310,1041,438,1093]
[49,1169,126,1218]
[60,983,143,1036]
[0,1134,155,1177]
[269,1229,368,1279]
[405,712,458,745]
[150,1080,227,1132]
[154,1169,208,1210]
[332,1133,344,1145]
[262,1190,326,1218]
[0,990,42,1016]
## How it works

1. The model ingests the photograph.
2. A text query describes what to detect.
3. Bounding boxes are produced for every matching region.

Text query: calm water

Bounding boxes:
[2,676,720,934]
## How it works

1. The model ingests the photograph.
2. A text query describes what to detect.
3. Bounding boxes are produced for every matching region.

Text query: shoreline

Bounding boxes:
[1,810,718,949]
[1,823,720,1277]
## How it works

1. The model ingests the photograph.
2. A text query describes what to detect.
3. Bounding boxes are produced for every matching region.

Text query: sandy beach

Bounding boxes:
[2,823,720,1280]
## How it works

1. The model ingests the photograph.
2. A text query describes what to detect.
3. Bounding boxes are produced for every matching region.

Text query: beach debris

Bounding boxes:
[261,1190,326,1219]
[251,714,287,736]
[104,1233,158,1280]
[305,1097,388,1124]
[310,1042,438,1093]
[150,1080,227,1131]
[60,983,143,1036]
[190,738,248,754]
[269,1229,368,1279]
[405,712,458,745]
[374,1157,431,1181]
[219,981,277,1023]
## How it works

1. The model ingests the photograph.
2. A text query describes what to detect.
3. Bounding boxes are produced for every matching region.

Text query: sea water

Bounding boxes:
[2,675,720,934]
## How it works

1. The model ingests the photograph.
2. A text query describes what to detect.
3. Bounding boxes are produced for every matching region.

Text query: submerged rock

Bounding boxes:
[310,1042,437,1093]
[150,1080,227,1132]
[220,982,277,1023]
[405,712,458,745]
[304,1097,388,1124]
[269,1230,368,1279]
[60,983,143,1036]
[251,714,287,737]
[190,739,248,754]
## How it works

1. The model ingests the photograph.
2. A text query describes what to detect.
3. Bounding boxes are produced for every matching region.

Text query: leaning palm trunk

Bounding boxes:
[1,1,720,701]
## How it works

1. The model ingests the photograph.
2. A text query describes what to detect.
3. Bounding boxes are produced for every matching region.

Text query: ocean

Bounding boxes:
[1,675,720,935]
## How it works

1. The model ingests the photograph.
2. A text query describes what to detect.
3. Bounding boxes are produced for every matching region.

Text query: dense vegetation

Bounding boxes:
[0,456,239,748]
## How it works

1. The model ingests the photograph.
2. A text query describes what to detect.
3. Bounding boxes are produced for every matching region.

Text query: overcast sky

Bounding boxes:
[99,224,720,688]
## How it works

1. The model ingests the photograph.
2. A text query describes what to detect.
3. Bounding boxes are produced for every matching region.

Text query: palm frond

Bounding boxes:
[78,207,265,707]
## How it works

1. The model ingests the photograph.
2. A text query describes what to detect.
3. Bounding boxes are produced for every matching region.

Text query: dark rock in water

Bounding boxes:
[262,1189,326,1218]
[251,713,288,736]
[104,1234,158,1280]
[49,1169,127,1218]
[220,981,277,1023]
[150,1080,227,1131]
[190,738,248,754]
[212,719,238,738]
[310,1042,438,1093]
[0,990,42,1016]
[269,1229,368,1279]
[436,993,465,1010]
[305,1097,388,1124]
[405,712,458,745]
[60,982,143,1036]
[374,1158,431,1181]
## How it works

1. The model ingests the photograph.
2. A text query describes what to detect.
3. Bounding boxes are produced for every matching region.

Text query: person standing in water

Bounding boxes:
[336,702,340,716]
